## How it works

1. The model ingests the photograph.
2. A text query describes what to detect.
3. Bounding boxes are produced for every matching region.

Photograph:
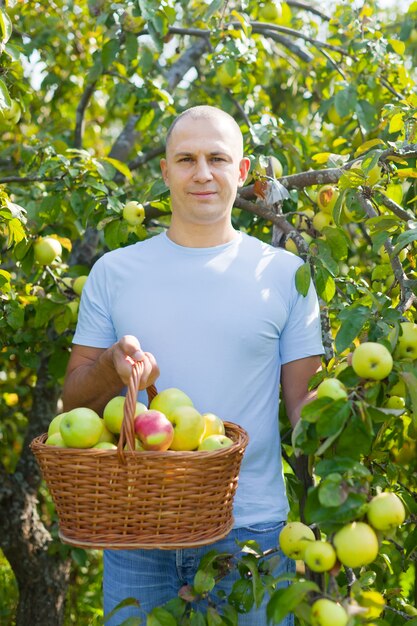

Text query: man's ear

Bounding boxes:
[160,158,169,186]
[238,157,251,187]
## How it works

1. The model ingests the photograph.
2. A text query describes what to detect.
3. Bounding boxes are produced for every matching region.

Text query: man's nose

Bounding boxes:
[193,157,213,181]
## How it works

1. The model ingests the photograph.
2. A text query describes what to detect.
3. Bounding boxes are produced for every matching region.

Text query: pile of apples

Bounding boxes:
[45,387,233,453]
[279,490,406,626]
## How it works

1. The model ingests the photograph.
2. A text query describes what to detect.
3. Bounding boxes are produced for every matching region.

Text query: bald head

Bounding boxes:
[166,106,244,157]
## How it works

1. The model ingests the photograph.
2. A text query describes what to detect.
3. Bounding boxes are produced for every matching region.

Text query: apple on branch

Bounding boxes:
[333,521,379,568]
[33,236,62,266]
[310,598,348,626]
[122,201,145,226]
[351,341,393,380]
[279,521,315,560]
[59,407,104,448]
[134,409,174,451]
[394,321,417,361]
[317,185,339,214]
[73,275,88,295]
[303,540,337,573]
[367,492,406,532]
[316,378,348,401]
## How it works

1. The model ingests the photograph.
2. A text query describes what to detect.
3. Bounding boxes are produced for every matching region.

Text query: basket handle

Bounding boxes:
[117,358,158,464]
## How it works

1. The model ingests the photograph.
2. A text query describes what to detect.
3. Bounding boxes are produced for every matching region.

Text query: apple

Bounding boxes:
[0,100,21,125]
[103,396,147,434]
[312,211,335,231]
[45,432,67,447]
[388,379,406,397]
[311,598,348,626]
[327,105,347,126]
[317,185,339,214]
[93,441,117,450]
[97,422,116,444]
[356,158,382,186]
[384,395,405,410]
[73,275,88,295]
[351,342,393,380]
[33,236,62,265]
[67,301,79,323]
[394,322,417,361]
[259,1,280,21]
[202,412,225,438]
[357,590,385,619]
[303,540,337,573]
[134,410,174,451]
[316,378,348,401]
[60,407,104,448]
[48,412,67,436]
[367,492,406,531]
[198,434,233,451]
[122,201,145,226]
[279,521,315,559]
[333,521,379,568]
[216,64,242,88]
[285,238,298,255]
[168,406,205,451]
[253,155,283,179]
[149,387,194,419]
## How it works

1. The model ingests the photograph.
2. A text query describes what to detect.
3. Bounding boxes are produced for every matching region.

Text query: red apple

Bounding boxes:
[134,410,174,451]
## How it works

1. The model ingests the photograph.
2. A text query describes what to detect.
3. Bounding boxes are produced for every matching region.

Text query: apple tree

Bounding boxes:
[0,0,417,624]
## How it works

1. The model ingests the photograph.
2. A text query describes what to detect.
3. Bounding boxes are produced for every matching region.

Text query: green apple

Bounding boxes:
[122,201,145,226]
[394,322,417,361]
[253,155,283,179]
[33,236,62,265]
[311,598,348,626]
[303,540,337,573]
[316,378,348,401]
[198,434,233,451]
[388,379,406,397]
[48,412,67,436]
[333,521,379,568]
[357,590,385,619]
[60,407,104,448]
[259,1,280,21]
[202,412,225,438]
[216,64,242,88]
[0,100,21,125]
[312,211,335,231]
[367,492,406,531]
[97,422,116,444]
[73,275,88,295]
[285,238,299,255]
[67,301,79,323]
[317,185,339,214]
[93,441,117,450]
[149,387,194,419]
[351,342,393,380]
[279,521,315,559]
[168,406,205,451]
[45,432,67,447]
[103,396,147,434]
[384,395,405,410]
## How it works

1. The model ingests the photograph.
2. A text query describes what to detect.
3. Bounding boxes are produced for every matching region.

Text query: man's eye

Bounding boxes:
[211,157,225,162]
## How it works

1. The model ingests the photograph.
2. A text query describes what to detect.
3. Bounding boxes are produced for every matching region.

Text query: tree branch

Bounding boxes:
[74,80,97,149]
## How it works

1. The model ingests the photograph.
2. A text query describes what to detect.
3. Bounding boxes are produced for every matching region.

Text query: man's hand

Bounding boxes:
[111,335,160,389]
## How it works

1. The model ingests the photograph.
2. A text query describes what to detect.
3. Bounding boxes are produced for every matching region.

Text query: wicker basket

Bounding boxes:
[30,361,249,550]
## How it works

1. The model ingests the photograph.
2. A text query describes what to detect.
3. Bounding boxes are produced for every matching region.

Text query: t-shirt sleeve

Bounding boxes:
[279,277,324,364]
[72,258,117,348]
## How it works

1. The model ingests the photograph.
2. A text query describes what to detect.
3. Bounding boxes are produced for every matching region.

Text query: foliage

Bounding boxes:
[1,0,417,624]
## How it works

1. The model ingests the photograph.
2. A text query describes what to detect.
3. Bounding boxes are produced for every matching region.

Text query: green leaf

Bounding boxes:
[295,262,311,296]
[392,229,417,256]
[355,99,378,132]
[400,370,417,429]
[315,401,351,437]
[315,457,371,479]
[229,579,254,614]
[323,225,348,259]
[146,607,178,626]
[0,77,11,109]
[314,266,335,303]
[335,305,372,353]
[205,0,224,19]
[6,301,24,330]
[101,157,133,182]
[207,606,224,626]
[193,569,215,595]
[190,612,207,626]
[0,8,12,44]
[238,554,264,608]
[318,473,347,507]
[266,581,319,624]
[101,38,119,69]
[305,487,367,527]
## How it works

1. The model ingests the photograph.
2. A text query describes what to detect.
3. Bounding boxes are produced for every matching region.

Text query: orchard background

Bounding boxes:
[1,0,417,624]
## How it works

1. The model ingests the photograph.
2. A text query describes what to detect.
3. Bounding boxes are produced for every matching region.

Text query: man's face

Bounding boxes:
[160,115,250,230]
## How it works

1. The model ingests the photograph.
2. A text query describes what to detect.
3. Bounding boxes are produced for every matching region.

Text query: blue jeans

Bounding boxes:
[103,521,295,625]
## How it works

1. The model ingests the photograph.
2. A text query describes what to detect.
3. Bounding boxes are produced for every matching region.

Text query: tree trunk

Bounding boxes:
[0,356,71,626]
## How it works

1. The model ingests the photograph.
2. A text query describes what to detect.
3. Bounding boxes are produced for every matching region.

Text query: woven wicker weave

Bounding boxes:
[30,361,249,549]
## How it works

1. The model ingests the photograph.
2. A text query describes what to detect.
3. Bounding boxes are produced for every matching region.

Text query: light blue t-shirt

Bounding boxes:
[73,231,324,526]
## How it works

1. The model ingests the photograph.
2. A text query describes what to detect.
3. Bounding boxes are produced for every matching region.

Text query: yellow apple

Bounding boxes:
[317,185,339,214]
[303,540,337,573]
[60,407,104,448]
[351,342,393,380]
[45,432,67,447]
[384,395,405,410]
[285,238,298,255]
[103,396,147,434]
[216,64,242,88]
[33,236,62,265]
[122,201,145,226]
[198,434,233,451]
[367,492,406,531]
[150,387,194,419]
[279,521,315,559]
[394,322,417,361]
[311,598,348,626]
[67,301,79,323]
[259,1,280,21]
[168,406,205,451]
[73,275,88,295]
[312,211,335,231]
[253,155,283,179]
[316,378,348,401]
[202,412,225,438]
[93,441,117,450]
[333,521,379,568]
[356,159,382,186]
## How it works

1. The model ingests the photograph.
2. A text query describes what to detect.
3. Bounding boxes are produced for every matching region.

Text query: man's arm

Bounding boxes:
[62,335,159,414]
[281,355,322,428]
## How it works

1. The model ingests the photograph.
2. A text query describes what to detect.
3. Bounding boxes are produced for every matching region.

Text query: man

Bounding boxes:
[63,105,323,625]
